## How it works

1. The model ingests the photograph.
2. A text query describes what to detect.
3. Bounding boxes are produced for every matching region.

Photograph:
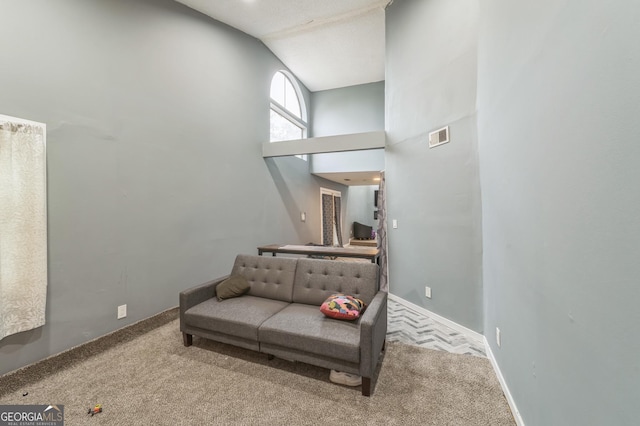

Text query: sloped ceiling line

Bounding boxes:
[262,2,387,41]
[174,0,389,91]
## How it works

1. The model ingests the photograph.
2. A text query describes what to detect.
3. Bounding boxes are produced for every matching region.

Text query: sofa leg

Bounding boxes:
[362,377,372,396]
[382,339,386,352]
[183,333,192,347]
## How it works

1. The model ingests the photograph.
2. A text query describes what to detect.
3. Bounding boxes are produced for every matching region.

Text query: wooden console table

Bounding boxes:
[258,244,380,264]
[349,238,377,247]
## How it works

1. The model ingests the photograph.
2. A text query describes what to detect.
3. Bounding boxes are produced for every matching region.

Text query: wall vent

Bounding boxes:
[428,126,449,148]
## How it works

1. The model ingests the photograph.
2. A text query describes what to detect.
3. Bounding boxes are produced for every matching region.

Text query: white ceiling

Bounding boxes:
[175,0,390,92]
[313,171,381,187]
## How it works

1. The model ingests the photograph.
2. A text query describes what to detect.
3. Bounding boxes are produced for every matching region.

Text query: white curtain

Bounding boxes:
[0,115,47,340]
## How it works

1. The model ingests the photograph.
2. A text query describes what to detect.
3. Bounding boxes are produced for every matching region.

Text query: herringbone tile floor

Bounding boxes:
[387,298,486,357]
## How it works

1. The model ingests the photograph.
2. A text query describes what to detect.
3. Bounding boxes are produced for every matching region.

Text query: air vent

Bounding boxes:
[428,126,449,148]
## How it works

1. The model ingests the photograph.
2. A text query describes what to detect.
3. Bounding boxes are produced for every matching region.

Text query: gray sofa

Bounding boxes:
[179,254,387,396]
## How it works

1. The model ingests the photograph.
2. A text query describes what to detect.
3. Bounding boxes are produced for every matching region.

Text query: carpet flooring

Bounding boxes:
[0,309,514,425]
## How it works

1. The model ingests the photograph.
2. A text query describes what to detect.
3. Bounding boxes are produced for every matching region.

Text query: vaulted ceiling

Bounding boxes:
[175,0,390,92]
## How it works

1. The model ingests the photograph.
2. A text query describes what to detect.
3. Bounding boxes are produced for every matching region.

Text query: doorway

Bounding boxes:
[320,188,343,246]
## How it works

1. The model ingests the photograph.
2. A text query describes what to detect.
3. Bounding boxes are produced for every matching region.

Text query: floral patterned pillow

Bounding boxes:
[320,294,366,321]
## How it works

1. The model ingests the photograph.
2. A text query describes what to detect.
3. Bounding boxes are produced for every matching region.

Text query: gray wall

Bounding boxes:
[385,0,483,332]
[0,0,328,375]
[309,82,385,245]
[478,1,640,424]
[265,156,348,246]
[311,82,385,138]
[310,82,385,183]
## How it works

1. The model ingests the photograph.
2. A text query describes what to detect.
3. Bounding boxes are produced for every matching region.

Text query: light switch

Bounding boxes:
[392,219,398,229]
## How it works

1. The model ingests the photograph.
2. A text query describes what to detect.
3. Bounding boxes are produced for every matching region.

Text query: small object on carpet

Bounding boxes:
[329,370,362,387]
[22,392,28,397]
[88,404,102,416]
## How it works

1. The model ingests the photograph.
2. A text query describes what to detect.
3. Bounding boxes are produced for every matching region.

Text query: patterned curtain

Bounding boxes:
[334,196,343,247]
[321,193,333,246]
[377,172,388,292]
[0,116,48,340]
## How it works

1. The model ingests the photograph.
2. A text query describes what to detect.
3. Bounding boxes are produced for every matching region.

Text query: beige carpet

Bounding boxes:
[0,310,514,425]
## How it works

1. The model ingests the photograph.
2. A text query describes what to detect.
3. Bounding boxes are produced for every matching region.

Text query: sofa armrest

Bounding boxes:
[359,291,388,378]
[179,275,229,331]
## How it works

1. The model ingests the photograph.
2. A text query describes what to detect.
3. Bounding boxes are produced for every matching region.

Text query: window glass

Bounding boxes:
[270,109,303,142]
[284,80,301,118]
[270,72,286,107]
[269,71,307,146]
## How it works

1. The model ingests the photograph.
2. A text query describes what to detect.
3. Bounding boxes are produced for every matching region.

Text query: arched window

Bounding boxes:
[270,71,308,150]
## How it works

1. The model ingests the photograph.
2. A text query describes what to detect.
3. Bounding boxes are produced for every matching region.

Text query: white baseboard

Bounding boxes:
[484,337,526,426]
[387,293,484,345]
[388,293,524,425]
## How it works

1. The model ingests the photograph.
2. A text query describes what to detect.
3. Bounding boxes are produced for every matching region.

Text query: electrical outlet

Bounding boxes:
[425,286,432,298]
[496,327,501,348]
[117,304,127,320]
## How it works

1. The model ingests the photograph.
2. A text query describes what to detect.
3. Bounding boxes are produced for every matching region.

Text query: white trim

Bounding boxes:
[320,188,342,246]
[262,130,386,158]
[274,69,307,122]
[484,337,526,426]
[320,187,342,197]
[387,293,483,345]
[389,293,524,424]
[270,70,308,142]
[270,101,307,131]
[269,106,307,141]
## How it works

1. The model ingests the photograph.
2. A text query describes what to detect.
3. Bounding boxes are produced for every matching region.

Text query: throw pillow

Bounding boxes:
[216,275,250,301]
[320,294,366,321]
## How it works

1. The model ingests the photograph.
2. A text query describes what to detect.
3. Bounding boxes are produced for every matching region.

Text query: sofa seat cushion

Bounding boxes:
[258,303,361,363]
[184,295,289,341]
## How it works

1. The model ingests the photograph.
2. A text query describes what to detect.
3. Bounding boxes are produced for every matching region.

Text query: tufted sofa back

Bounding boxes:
[231,255,298,302]
[292,258,379,306]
